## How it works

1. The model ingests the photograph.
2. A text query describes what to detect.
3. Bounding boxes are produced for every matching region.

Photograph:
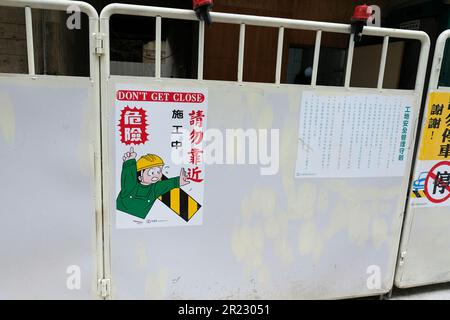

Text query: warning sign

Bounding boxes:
[418,92,450,161]
[424,161,450,204]
[410,160,450,208]
[114,84,207,229]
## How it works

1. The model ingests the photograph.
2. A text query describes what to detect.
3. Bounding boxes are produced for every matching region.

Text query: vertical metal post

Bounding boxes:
[88,15,106,299]
[415,36,432,92]
[99,16,111,298]
[155,16,162,78]
[275,27,284,85]
[311,30,322,86]
[25,6,35,75]
[238,23,246,83]
[428,30,450,90]
[377,36,389,90]
[344,34,355,88]
[198,21,205,80]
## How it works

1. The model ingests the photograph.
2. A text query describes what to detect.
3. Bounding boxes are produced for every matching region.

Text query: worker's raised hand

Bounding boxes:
[123,147,137,162]
[180,168,190,186]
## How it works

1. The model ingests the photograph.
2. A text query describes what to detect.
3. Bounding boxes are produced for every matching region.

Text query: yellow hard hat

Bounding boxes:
[136,154,164,171]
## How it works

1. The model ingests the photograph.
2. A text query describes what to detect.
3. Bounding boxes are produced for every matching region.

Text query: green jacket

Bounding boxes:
[116,159,180,219]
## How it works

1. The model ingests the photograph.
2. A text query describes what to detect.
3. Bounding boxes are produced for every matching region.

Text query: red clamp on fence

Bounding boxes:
[351,4,373,43]
[193,0,213,25]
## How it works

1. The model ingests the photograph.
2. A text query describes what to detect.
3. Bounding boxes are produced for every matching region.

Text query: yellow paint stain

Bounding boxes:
[287,184,317,220]
[231,225,265,272]
[372,218,388,249]
[264,215,281,239]
[240,195,253,221]
[257,266,270,284]
[328,181,400,203]
[245,92,274,128]
[297,221,326,262]
[279,120,298,193]
[145,268,169,300]
[274,236,294,265]
[0,92,15,144]
[230,89,407,273]
[231,228,245,259]
[246,92,261,117]
[316,190,329,211]
[241,188,277,221]
[254,188,276,218]
[257,105,273,129]
[298,222,317,256]
[347,203,370,247]
[136,242,147,268]
[322,203,349,240]
[320,187,396,248]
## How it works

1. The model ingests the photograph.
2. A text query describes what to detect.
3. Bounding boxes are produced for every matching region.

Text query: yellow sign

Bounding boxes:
[419,92,450,160]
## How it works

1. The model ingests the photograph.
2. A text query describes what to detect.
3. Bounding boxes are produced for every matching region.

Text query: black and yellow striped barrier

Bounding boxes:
[158,175,201,222]
[411,190,426,198]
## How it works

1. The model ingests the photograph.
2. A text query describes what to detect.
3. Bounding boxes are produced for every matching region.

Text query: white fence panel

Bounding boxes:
[395,30,450,288]
[100,5,430,299]
[0,0,102,299]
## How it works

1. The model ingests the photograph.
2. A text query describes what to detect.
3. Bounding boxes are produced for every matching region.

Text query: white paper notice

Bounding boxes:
[295,92,416,178]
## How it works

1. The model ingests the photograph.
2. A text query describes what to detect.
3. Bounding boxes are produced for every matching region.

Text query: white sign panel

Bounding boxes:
[410,160,450,208]
[115,84,207,229]
[409,92,450,208]
[295,92,415,178]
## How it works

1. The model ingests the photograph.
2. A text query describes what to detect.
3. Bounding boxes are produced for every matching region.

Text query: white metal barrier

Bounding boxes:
[1,0,440,300]
[395,30,450,288]
[0,0,102,299]
[99,4,430,299]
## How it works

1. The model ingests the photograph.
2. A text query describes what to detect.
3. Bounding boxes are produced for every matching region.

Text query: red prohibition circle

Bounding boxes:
[424,161,450,204]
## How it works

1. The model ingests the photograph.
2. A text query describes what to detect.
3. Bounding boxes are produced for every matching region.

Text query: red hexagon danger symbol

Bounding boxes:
[118,106,148,145]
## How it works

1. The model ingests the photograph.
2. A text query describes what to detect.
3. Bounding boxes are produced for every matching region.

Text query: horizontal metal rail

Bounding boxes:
[2,0,98,77]
[428,29,450,90]
[2,0,97,18]
[100,3,430,92]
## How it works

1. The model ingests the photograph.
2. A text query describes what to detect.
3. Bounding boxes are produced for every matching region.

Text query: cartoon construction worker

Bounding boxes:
[116,147,190,219]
